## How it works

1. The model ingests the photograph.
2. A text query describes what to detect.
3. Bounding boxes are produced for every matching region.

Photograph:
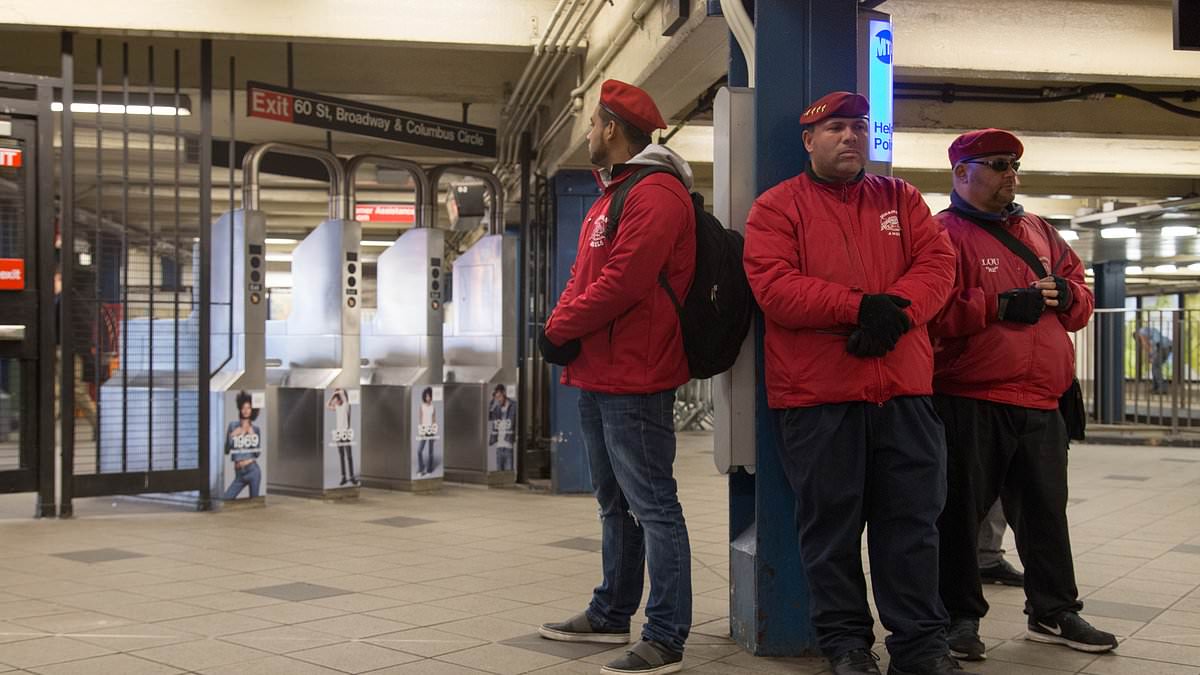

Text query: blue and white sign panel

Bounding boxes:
[868,19,894,163]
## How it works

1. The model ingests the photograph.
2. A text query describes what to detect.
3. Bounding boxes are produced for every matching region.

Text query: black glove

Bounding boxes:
[857,294,912,345]
[846,329,893,358]
[997,288,1045,324]
[1051,275,1072,312]
[539,330,581,366]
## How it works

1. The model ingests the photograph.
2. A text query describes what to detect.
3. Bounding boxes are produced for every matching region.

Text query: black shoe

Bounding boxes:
[887,654,968,675]
[1027,612,1118,653]
[601,640,682,675]
[980,558,1024,587]
[947,618,986,661]
[830,648,882,675]
[539,612,631,644]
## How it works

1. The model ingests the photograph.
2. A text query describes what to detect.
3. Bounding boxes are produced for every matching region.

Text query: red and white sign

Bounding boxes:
[0,148,22,168]
[248,88,293,123]
[355,203,415,224]
[0,259,25,291]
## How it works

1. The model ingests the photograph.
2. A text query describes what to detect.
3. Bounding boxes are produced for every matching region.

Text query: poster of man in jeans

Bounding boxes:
[325,387,361,488]
[487,383,517,473]
[223,390,266,501]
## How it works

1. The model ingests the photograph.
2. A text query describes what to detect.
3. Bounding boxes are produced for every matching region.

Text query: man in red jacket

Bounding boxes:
[930,129,1116,660]
[743,91,961,675]
[537,79,695,675]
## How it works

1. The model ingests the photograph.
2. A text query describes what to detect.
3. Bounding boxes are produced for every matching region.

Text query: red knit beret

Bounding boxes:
[599,79,667,135]
[948,129,1024,165]
[799,91,870,125]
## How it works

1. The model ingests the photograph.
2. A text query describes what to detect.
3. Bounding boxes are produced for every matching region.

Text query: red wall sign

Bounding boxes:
[355,204,415,224]
[0,259,25,290]
[0,148,22,168]
[247,88,294,123]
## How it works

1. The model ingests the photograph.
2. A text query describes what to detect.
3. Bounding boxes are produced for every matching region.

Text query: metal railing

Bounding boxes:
[674,379,714,431]
[1075,307,1199,430]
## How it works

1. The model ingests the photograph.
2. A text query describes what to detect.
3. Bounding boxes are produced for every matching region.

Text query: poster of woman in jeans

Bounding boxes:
[223,390,266,500]
[411,385,444,479]
[487,383,517,473]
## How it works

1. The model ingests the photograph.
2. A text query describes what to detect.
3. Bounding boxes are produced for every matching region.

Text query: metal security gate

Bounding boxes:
[0,73,57,516]
[60,35,215,515]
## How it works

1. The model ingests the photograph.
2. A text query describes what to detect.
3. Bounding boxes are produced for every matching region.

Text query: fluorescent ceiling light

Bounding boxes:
[1058,229,1079,241]
[1155,264,1178,273]
[265,237,297,245]
[51,102,190,116]
[1100,227,1138,239]
[1189,263,1200,271]
[1048,194,1074,200]
[360,240,396,248]
[1161,225,1198,238]
[1084,268,1095,276]
[1161,213,1193,220]
[1125,266,1143,274]
[265,253,292,263]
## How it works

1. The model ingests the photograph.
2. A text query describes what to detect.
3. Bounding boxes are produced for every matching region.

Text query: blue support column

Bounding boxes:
[548,170,601,494]
[1093,261,1126,424]
[728,0,860,656]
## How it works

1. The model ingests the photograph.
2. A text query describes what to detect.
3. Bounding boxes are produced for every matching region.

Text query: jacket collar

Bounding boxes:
[803,163,866,201]
[949,190,1026,223]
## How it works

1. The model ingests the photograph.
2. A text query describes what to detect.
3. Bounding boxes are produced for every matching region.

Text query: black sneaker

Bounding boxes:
[947,618,986,661]
[980,558,1024,587]
[539,612,630,644]
[887,654,969,675]
[830,648,882,675]
[601,639,683,675]
[1027,612,1118,653]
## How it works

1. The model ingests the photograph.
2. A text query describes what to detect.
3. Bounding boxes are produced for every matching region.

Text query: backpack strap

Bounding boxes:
[605,165,686,316]
[604,165,679,238]
[945,206,1047,279]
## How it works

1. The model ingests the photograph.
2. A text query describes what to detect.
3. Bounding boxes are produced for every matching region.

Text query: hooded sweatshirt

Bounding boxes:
[544,144,697,394]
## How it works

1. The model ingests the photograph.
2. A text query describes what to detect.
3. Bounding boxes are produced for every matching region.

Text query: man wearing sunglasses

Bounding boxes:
[744,92,961,675]
[929,129,1116,660]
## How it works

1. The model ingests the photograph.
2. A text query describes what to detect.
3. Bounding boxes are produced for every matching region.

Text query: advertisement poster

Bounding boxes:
[222,390,267,501]
[324,387,362,489]
[411,385,444,479]
[487,383,517,473]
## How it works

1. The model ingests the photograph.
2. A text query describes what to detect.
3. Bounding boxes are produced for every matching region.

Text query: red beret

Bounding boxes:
[799,91,870,125]
[948,129,1024,165]
[600,79,667,135]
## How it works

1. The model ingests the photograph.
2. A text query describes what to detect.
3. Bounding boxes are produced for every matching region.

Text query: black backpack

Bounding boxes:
[606,165,753,379]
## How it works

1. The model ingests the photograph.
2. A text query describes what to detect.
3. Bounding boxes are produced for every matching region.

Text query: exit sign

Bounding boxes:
[0,148,22,168]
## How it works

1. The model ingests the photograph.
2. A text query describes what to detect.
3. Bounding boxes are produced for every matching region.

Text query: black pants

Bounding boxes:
[777,396,949,667]
[934,395,1082,623]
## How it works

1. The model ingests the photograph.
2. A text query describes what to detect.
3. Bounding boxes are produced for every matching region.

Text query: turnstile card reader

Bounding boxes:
[360,227,446,491]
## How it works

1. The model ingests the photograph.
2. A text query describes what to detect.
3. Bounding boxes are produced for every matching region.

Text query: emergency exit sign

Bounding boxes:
[0,148,22,168]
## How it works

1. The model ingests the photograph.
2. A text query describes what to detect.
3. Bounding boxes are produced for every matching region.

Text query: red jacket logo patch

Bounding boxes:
[879,210,901,236]
[588,215,609,248]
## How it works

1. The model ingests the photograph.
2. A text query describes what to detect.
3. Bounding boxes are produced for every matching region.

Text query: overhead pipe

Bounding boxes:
[504,0,574,121]
[720,0,756,87]
[242,142,346,220]
[345,154,431,229]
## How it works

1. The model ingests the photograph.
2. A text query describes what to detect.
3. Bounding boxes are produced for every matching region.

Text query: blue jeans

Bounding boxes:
[223,461,261,500]
[578,389,691,653]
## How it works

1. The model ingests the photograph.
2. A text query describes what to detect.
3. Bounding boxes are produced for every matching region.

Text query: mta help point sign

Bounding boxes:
[868,19,894,163]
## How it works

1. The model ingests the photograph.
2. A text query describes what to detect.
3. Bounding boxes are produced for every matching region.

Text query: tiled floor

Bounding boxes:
[0,435,1198,674]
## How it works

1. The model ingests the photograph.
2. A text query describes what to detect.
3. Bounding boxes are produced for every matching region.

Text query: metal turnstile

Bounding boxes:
[208,204,268,507]
[437,166,519,485]
[349,156,446,491]
[260,144,363,499]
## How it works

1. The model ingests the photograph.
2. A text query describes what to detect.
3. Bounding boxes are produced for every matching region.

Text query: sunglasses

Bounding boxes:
[963,158,1021,173]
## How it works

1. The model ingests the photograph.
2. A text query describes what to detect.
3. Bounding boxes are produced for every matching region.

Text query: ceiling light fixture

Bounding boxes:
[360,240,396,248]
[1125,266,1143,275]
[1058,229,1080,241]
[264,237,298,245]
[1100,227,1138,239]
[1161,225,1198,238]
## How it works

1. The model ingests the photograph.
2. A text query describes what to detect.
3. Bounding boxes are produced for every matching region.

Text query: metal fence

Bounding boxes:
[674,379,713,432]
[1074,307,1200,430]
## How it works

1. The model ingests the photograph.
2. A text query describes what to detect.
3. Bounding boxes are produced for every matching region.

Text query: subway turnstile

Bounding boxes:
[349,156,447,491]
[260,145,363,499]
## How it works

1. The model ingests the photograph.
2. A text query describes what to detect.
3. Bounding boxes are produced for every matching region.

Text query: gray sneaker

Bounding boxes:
[601,640,683,675]
[538,612,631,644]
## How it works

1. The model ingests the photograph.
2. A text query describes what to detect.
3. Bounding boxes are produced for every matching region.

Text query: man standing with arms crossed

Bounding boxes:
[538,79,695,675]
[929,129,1117,660]
[743,91,961,675]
